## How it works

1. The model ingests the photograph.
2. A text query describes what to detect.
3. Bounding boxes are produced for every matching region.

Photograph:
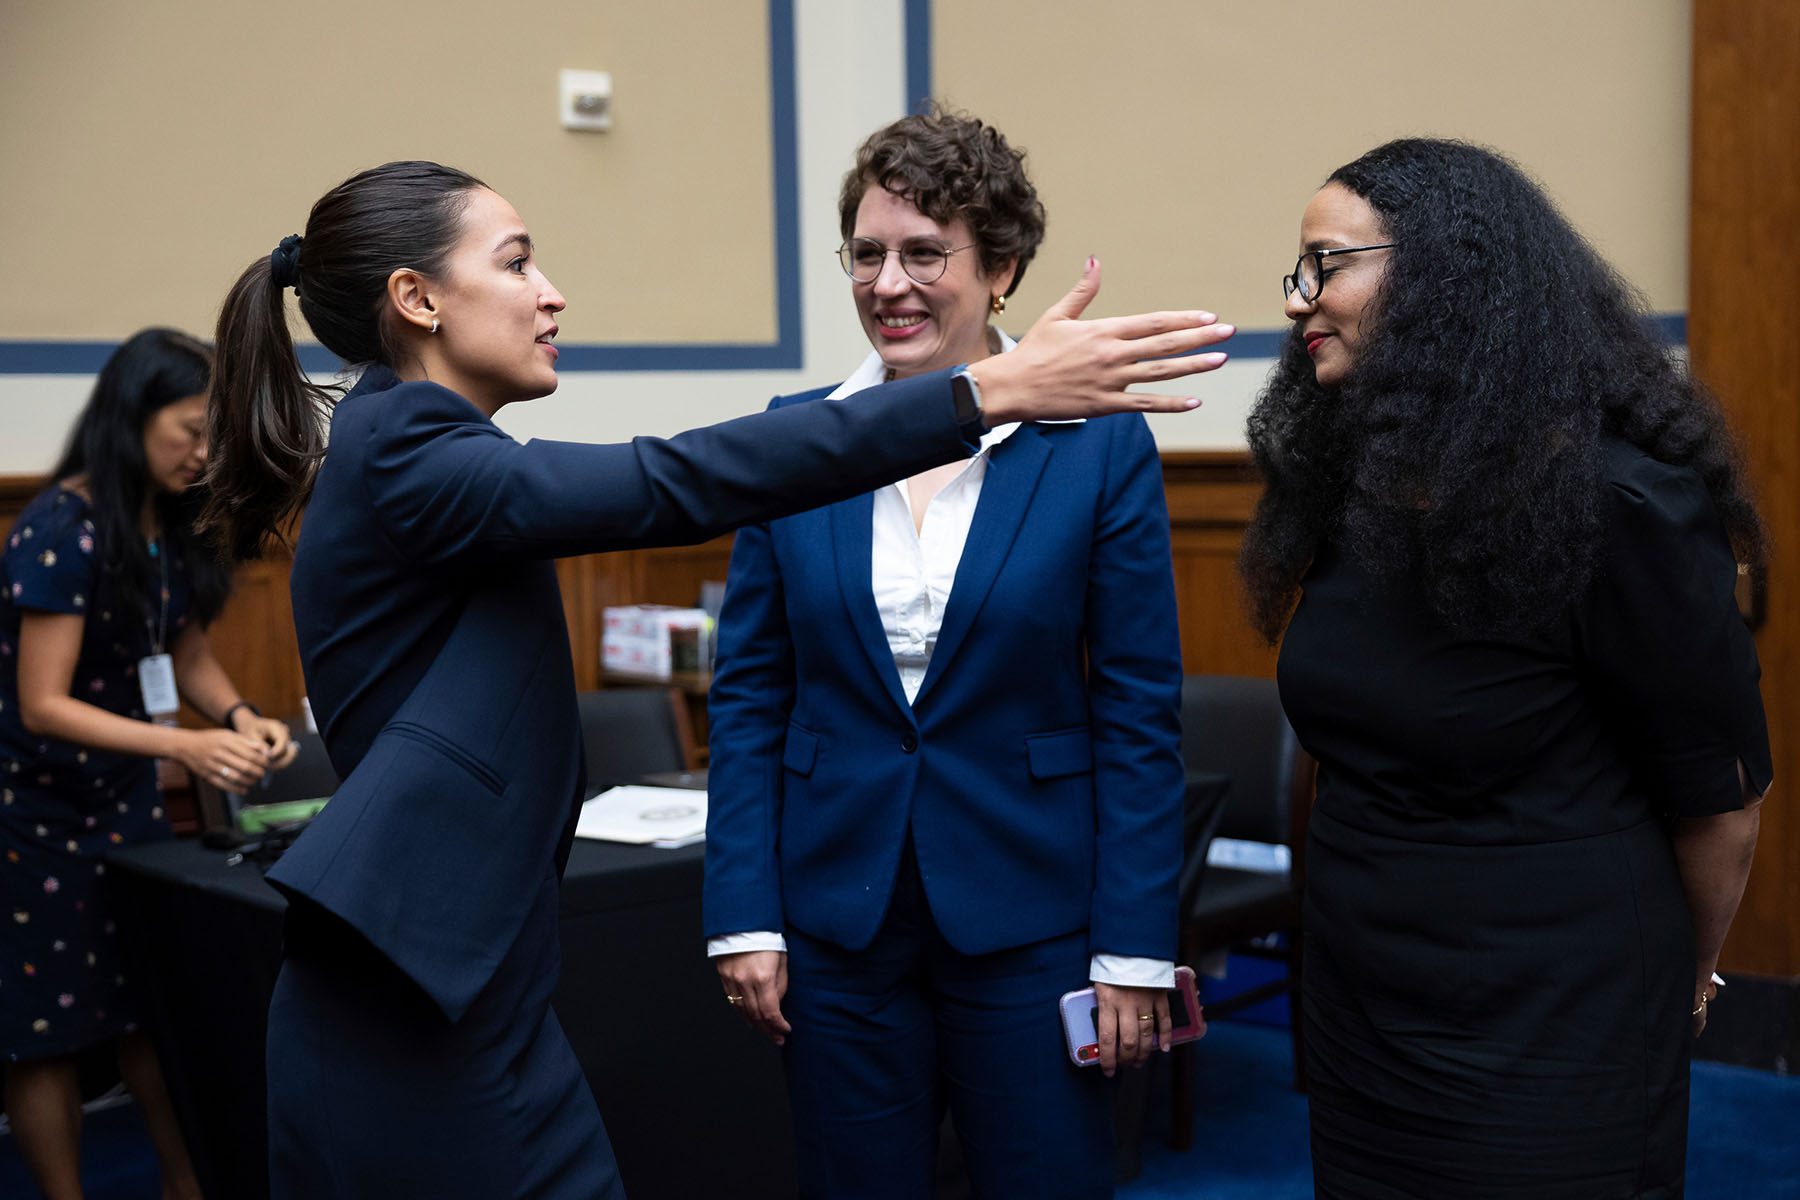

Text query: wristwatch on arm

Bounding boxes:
[951,366,990,443]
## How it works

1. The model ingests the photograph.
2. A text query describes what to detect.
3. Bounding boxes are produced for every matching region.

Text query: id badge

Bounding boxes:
[138,653,179,716]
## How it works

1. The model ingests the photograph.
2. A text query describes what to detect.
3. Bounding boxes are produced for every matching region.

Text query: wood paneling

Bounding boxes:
[553,453,1274,687]
[5,455,1266,839]
[1691,0,1800,978]
[199,557,303,720]
[5,451,1270,718]
[1163,453,1279,679]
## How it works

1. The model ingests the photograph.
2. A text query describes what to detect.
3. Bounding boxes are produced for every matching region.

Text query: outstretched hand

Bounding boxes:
[972,257,1233,425]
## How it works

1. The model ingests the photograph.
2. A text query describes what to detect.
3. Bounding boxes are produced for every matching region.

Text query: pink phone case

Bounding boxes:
[1059,965,1206,1067]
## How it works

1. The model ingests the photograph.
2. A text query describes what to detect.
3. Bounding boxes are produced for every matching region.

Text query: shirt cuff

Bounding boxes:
[1090,954,1176,989]
[707,931,788,957]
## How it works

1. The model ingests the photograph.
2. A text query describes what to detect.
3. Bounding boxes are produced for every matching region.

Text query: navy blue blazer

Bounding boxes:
[267,366,985,1022]
[704,389,1184,962]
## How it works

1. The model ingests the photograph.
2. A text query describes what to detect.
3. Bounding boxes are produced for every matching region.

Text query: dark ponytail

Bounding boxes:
[202,160,486,561]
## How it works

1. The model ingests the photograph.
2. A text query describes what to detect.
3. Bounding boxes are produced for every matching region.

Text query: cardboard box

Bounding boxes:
[602,605,710,677]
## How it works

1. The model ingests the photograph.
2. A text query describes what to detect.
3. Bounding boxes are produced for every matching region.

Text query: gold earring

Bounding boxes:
[430,318,439,334]
[990,295,1006,315]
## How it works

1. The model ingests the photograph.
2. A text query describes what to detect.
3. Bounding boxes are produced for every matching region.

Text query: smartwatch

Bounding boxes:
[950,366,990,441]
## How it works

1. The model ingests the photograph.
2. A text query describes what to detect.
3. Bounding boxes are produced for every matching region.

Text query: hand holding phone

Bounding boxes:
[1060,965,1206,1068]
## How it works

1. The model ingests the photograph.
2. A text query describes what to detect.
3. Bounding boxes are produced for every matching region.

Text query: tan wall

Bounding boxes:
[0,0,774,345]
[0,0,1693,463]
[933,1,1691,333]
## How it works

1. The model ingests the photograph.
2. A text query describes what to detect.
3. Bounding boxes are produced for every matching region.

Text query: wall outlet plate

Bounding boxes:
[560,69,613,131]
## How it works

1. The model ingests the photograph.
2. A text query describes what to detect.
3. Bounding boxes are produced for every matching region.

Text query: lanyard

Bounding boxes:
[146,534,169,655]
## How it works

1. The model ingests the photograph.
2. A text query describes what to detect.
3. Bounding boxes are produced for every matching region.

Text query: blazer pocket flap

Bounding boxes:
[267,727,539,1023]
[782,724,820,776]
[1025,728,1094,779]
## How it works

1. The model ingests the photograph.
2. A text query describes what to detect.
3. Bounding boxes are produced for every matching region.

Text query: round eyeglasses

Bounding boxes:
[1282,243,1396,302]
[838,238,977,285]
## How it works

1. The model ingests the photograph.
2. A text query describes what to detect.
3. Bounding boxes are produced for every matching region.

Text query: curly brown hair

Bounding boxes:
[837,105,1046,296]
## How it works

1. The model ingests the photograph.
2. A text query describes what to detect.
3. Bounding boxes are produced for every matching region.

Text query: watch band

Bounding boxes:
[219,700,261,729]
[950,367,990,439]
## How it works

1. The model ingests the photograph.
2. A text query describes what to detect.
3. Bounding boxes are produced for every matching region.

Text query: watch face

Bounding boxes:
[952,371,985,428]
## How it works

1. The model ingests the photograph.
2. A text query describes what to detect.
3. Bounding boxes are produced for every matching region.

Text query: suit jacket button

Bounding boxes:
[901,732,919,753]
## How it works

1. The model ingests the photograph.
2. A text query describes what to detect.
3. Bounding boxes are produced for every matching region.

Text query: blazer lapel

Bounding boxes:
[913,427,1052,707]
[828,493,914,718]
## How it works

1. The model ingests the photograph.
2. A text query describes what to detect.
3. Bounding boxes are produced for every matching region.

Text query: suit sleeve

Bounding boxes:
[360,373,974,566]
[701,481,795,940]
[1084,414,1185,961]
[1577,448,1772,815]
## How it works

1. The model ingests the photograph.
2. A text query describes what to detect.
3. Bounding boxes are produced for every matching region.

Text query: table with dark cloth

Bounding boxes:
[106,835,793,1200]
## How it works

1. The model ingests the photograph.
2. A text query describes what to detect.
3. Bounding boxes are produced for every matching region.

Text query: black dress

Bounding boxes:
[1279,440,1771,1199]
[0,488,187,1062]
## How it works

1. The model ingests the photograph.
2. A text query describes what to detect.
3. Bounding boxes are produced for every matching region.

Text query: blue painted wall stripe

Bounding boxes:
[899,4,1689,372]
[0,1,1693,380]
[0,0,801,377]
[766,0,803,368]
[0,312,1694,376]
[905,0,933,114]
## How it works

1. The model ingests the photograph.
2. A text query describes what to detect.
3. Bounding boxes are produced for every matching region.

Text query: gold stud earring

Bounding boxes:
[990,294,1006,315]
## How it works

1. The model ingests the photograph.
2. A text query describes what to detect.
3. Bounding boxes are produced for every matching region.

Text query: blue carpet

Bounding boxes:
[1686,1057,1800,1199]
[1123,1021,1313,1199]
[1123,1020,1800,1199]
[4,1024,1796,1198]
[0,1100,162,1199]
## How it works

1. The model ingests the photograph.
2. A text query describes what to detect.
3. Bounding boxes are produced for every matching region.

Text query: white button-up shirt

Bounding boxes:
[709,342,1172,990]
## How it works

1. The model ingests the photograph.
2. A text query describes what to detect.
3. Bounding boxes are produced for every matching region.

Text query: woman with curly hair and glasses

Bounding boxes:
[704,108,1207,1198]
[1245,137,1770,1197]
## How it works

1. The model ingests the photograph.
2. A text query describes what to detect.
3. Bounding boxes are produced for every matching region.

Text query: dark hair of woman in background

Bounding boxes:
[1244,137,1769,1197]
[2,328,299,1200]
[200,157,1228,1197]
[51,332,233,628]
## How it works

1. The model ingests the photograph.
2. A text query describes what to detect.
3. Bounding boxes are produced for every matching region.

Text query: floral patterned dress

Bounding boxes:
[0,486,189,1061]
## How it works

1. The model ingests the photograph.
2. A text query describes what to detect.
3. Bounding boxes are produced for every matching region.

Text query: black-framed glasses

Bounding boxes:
[838,237,977,285]
[1282,243,1396,302]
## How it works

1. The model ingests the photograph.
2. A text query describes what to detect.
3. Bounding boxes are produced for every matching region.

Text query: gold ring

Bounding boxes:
[726,994,744,1005]
[1137,1014,1154,1021]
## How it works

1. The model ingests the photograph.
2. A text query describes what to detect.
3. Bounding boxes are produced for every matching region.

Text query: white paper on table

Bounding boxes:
[1205,838,1292,874]
[574,785,708,847]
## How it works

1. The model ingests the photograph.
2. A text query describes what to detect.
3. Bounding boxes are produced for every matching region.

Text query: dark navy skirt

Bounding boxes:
[266,874,624,1199]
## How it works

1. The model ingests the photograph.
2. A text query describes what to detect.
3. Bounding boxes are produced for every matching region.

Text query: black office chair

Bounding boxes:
[1169,674,1315,1149]
[575,687,692,791]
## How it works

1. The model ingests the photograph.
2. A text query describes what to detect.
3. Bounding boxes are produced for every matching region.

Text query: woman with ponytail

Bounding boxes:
[2,328,300,1200]
[203,160,1231,1197]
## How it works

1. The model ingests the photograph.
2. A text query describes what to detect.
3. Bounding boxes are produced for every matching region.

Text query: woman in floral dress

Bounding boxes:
[1,328,298,1200]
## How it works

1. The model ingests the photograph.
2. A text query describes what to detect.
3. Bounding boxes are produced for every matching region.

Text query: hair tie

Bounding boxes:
[269,234,303,290]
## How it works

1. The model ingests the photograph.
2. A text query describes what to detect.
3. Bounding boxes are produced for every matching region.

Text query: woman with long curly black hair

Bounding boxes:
[1243,138,1770,1197]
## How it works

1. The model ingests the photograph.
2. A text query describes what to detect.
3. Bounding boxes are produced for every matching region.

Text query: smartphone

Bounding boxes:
[1059,965,1205,1067]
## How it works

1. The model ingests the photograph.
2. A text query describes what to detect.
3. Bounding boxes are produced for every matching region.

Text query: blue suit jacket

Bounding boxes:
[703,388,1184,962]
[267,366,984,1021]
